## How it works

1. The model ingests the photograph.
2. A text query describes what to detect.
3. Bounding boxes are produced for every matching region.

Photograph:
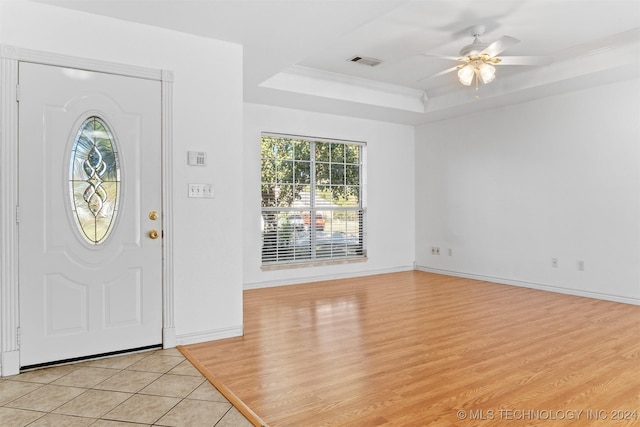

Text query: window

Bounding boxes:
[261,133,366,266]
[69,116,120,245]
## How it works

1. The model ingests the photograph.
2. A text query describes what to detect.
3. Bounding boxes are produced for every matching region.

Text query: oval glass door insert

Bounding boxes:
[69,116,120,244]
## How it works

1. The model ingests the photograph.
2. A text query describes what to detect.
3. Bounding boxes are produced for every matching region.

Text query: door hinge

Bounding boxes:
[15,206,20,223]
[17,327,21,347]
[16,84,20,102]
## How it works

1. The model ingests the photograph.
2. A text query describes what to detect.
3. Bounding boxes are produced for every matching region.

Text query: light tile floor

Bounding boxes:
[0,348,254,427]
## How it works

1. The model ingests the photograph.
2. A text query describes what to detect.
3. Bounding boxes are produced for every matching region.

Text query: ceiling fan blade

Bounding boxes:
[417,65,459,82]
[482,35,520,58]
[420,53,464,62]
[498,56,554,66]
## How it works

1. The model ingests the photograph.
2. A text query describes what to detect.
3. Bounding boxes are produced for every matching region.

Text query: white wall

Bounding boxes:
[243,103,415,288]
[1,0,244,343]
[415,78,640,304]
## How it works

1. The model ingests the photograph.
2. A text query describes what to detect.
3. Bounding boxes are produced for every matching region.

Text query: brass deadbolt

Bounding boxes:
[149,211,159,220]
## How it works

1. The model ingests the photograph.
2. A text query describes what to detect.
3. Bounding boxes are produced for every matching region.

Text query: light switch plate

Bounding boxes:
[188,183,214,198]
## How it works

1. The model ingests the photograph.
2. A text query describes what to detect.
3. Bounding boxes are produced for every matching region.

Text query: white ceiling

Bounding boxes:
[34,0,640,124]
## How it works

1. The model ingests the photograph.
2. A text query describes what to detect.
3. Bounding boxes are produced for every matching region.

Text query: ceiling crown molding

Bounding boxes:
[260,65,428,113]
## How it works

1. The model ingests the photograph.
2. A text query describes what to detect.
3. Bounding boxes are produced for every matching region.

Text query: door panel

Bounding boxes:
[18,62,162,367]
[104,269,142,327]
[45,275,87,335]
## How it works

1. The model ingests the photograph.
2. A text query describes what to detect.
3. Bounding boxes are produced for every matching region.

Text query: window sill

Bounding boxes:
[261,256,368,271]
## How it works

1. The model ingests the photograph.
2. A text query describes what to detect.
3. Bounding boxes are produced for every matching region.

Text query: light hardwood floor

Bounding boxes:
[182,271,640,426]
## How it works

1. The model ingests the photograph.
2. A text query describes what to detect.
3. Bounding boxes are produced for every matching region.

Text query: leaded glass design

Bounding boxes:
[69,116,120,244]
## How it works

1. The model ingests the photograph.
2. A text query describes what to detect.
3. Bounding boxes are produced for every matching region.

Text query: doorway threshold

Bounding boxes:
[20,344,162,372]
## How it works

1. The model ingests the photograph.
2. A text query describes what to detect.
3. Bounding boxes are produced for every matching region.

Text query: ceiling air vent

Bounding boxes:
[349,56,382,67]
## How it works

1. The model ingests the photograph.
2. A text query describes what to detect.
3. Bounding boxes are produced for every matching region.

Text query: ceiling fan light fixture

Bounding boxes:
[457,64,475,86]
[421,25,545,90]
[478,62,496,84]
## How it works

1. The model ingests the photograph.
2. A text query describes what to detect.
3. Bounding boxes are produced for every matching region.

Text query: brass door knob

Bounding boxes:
[148,230,159,239]
[149,211,159,220]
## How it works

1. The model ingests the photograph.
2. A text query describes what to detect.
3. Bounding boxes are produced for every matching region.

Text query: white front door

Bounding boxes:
[18,62,163,367]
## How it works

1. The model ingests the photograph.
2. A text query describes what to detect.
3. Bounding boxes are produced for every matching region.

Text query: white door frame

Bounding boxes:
[0,45,175,376]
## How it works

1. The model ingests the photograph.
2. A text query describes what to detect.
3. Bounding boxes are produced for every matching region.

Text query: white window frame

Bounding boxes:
[260,133,367,269]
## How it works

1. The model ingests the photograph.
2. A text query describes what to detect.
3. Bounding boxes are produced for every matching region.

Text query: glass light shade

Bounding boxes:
[478,62,496,84]
[457,65,475,86]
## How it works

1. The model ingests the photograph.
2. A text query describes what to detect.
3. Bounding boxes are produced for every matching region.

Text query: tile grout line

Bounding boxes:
[2,348,252,427]
[213,405,236,427]
[37,363,126,423]
[98,351,183,425]
[2,351,150,425]
[178,345,269,427]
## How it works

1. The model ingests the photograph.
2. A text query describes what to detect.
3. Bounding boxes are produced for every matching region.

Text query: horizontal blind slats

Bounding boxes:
[261,134,366,266]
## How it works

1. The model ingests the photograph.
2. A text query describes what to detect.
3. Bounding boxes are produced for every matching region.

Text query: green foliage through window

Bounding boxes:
[261,134,366,265]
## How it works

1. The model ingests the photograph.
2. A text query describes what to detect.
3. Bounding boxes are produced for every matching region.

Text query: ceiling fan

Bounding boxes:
[420,25,553,89]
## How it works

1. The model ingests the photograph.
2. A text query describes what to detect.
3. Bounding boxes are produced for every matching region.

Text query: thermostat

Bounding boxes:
[188,151,207,166]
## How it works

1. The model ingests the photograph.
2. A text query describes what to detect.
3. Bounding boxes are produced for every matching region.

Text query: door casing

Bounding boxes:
[0,44,175,376]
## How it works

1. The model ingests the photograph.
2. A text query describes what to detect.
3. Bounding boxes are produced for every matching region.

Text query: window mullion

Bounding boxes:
[261,133,366,267]
[310,141,317,258]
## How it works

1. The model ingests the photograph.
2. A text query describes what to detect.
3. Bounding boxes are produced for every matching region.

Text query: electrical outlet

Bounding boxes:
[431,247,440,255]
[448,248,453,256]
[551,258,558,268]
[577,260,585,271]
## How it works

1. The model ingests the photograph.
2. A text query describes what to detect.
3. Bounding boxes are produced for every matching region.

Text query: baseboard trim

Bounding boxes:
[416,266,640,306]
[244,265,414,290]
[163,327,177,349]
[1,350,20,377]
[176,325,243,346]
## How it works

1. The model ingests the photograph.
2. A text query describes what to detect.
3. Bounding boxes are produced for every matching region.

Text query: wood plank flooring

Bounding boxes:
[182,271,640,426]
